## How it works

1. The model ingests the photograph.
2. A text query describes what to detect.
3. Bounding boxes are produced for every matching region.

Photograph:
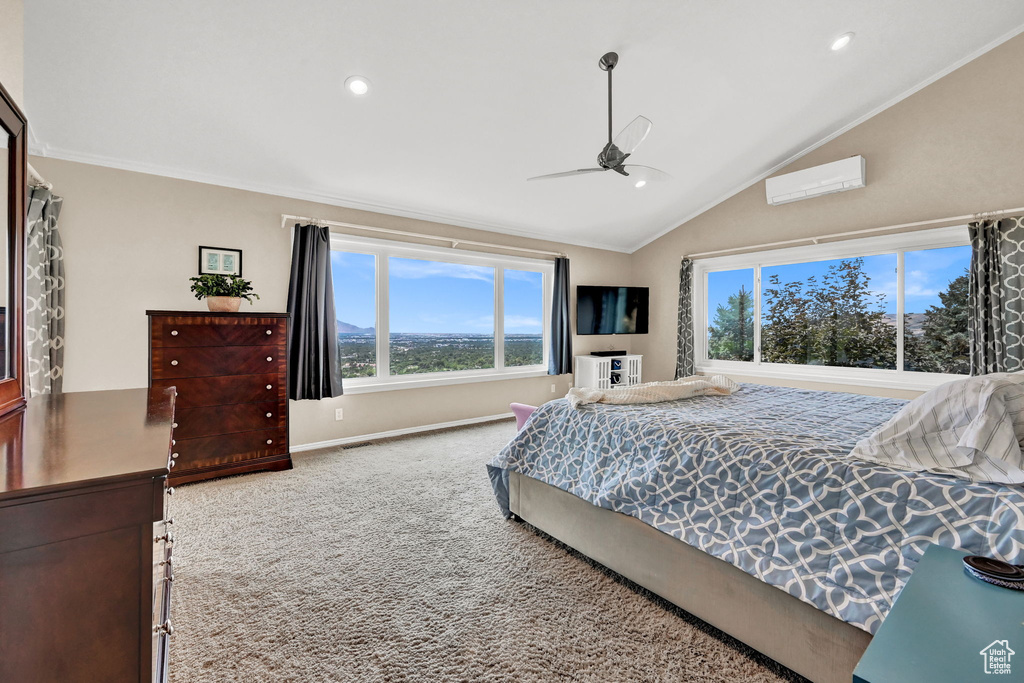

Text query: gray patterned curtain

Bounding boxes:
[26,188,65,397]
[675,258,695,378]
[548,257,572,375]
[287,224,343,400]
[968,216,1024,375]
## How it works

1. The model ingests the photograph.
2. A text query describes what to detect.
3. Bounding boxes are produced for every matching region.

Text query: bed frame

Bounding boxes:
[509,471,872,683]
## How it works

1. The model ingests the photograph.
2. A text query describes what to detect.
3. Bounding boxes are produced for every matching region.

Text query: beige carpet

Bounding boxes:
[167,420,806,682]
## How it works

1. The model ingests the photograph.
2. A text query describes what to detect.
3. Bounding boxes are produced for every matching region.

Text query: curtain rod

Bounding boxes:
[280,214,567,258]
[685,206,1024,260]
[27,162,52,190]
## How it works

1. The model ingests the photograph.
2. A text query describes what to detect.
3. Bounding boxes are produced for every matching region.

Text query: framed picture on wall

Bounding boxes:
[198,246,243,276]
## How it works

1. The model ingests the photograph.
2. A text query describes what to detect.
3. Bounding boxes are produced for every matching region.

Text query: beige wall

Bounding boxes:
[28,157,635,446]
[0,0,23,108]
[631,33,1024,397]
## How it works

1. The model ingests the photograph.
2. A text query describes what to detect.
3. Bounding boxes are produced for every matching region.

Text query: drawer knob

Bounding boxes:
[266,384,273,390]
[266,412,273,418]
[164,518,174,526]
[172,422,178,428]
[267,356,273,362]
[170,360,178,366]
[169,459,176,469]
[170,330,178,336]
[266,329,273,335]
[172,452,179,458]
[154,531,174,544]
[159,558,172,568]
[266,439,273,445]
[166,487,175,496]
[154,620,174,636]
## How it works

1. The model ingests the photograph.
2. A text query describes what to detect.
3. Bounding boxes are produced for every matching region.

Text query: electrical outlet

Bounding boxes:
[335,408,344,421]
[551,383,556,393]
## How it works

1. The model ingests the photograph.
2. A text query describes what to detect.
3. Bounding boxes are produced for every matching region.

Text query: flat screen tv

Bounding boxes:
[576,286,649,335]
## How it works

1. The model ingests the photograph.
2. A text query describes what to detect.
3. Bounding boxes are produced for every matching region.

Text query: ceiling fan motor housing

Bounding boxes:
[598,143,629,170]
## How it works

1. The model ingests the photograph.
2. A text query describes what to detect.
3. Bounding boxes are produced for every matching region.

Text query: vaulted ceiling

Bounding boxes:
[25,1,1024,252]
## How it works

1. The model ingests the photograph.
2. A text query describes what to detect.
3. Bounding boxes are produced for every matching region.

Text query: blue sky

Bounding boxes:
[706,245,971,318]
[331,252,544,334]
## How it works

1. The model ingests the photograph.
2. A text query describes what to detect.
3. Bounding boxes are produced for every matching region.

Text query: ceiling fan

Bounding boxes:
[528,52,670,187]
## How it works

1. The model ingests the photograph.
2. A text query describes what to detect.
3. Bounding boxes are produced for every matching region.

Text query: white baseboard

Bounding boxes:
[291,412,515,453]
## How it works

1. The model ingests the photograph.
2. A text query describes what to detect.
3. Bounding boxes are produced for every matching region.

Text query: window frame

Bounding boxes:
[693,225,970,391]
[330,233,553,393]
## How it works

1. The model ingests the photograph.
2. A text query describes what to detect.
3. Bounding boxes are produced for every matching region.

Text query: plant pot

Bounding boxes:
[206,296,242,313]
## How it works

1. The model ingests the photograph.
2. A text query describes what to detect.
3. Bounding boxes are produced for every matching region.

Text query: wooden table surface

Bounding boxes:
[0,387,175,501]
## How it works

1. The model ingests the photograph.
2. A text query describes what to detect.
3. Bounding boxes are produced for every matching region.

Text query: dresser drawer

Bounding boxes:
[173,401,284,439]
[151,317,287,348]
[172,428,288,470]
[152,373,285,409]
[152,345,285,379]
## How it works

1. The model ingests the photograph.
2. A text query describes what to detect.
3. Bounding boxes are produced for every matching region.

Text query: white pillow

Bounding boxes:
[848,372,1024,485]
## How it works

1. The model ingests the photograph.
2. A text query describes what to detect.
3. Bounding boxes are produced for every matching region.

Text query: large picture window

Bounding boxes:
[330,235,552,391]
[695,226,970,389]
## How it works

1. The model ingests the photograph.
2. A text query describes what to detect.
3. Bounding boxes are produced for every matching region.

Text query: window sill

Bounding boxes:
[340,367,551,394]
[696,362,963,393]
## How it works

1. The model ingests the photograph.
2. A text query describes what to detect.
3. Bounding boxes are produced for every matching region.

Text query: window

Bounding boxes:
[695,226,971,389]
[504,269,544,367]
[707,269,754,361]
[761,254,897,369]
[388,257,495,375]
[330,235,552,391]
[903,245,971,375]
[331,251,377,378]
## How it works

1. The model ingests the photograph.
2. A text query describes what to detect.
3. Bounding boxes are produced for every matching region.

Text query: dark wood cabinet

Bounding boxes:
[147,311,292,485]
[0,388,176,683]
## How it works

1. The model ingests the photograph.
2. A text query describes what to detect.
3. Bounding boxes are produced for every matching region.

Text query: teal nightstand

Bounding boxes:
[854,544,1024,682]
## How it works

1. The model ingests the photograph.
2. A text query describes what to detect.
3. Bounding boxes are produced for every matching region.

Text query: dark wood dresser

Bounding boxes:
[147,311,292,486]
[0,388,176,683]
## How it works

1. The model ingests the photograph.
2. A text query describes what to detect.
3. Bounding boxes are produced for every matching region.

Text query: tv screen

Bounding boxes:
[576,286,649,335]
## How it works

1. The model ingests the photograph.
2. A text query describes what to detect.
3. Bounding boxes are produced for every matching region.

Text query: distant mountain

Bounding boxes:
[337,320,375,335]
[881,313,927,335]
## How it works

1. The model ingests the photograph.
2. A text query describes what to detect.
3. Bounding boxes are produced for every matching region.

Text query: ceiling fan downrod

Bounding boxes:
[599,52,618,146]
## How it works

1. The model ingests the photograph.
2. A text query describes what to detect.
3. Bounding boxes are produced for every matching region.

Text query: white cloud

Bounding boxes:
[504,270,543,286]
[504,315,542,331]
[905,284,939,297]
[390,259,493,283]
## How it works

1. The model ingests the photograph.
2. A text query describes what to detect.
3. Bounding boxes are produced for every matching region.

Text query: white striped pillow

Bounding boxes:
[848,372,1024,485]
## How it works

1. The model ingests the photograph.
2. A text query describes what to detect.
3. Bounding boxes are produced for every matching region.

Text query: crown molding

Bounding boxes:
[629,20,1024,254]
[27,144,633,255]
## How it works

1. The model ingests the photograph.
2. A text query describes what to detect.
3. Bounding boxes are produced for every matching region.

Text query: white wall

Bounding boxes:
[28,156,637,446]
[0,0,23,109]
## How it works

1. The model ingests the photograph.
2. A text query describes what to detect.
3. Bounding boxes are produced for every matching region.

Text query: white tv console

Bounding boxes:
[574,354,642,390]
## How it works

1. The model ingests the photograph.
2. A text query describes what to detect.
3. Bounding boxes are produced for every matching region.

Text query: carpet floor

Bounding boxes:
[167,420,806,682]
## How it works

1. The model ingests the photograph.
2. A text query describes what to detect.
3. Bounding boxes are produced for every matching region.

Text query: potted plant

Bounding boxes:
[188,274,260,312]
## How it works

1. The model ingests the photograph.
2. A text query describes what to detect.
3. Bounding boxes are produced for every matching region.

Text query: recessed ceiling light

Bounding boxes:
[830,33,855,51]
[345,76,371,96]
[634,180,647,189]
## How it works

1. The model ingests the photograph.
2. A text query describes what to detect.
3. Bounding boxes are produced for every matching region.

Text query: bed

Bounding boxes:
[487,383,1024,683]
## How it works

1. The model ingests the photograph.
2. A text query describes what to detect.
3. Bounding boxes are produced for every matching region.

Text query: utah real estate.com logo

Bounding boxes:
[979,640,1015,675]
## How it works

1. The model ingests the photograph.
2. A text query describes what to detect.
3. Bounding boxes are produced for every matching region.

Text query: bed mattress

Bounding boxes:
[487,383,1024,634]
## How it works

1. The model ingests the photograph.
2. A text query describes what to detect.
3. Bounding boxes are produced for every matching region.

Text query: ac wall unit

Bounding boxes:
[765,155,865,206]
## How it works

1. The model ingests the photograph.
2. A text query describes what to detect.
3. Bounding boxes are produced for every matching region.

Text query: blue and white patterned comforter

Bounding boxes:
[487,383,1024,634]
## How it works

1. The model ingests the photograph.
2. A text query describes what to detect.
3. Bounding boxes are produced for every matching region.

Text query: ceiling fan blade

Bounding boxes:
[613,115,652,156]
[622,165,671,183]
[527,168,607,181]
